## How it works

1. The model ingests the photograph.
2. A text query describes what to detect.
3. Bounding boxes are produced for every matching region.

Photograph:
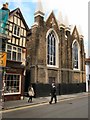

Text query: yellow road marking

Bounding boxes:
[2,102,48,113]
[2,95,88,113]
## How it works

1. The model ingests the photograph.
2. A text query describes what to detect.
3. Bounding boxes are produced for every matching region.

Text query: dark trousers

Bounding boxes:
[50,95,57,103]
[28,96,32,102]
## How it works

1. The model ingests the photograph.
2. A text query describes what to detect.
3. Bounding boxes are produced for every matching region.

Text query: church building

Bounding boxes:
[26,1,86,96]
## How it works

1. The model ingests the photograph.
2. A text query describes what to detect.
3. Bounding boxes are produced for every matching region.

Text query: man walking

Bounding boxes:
[49,82,57,104]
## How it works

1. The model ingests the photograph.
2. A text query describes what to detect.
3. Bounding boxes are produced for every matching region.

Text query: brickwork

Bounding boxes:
[26,11,86,86]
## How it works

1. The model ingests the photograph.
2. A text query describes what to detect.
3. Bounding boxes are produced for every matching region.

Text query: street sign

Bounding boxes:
[0,52,7,67]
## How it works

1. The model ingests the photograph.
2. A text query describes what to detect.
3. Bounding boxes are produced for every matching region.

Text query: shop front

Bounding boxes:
[4,62,25,101]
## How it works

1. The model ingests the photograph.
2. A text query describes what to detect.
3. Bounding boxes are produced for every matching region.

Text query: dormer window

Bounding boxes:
[13,25,20,37]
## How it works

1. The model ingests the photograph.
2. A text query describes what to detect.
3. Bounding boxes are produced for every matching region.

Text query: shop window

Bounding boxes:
[4,74,21,94]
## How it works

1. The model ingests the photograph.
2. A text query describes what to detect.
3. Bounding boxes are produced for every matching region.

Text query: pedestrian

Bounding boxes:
[28,85,34,103]
[49,82,57,104]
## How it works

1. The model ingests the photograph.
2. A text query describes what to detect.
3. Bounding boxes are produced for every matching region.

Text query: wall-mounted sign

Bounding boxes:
[0,52,7,67]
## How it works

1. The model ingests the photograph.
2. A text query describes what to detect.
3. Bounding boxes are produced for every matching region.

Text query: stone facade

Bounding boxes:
[26,10,86,95]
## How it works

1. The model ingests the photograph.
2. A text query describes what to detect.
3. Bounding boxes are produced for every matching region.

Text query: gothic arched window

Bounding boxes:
[72,41,80,69]
[47,31,56,66]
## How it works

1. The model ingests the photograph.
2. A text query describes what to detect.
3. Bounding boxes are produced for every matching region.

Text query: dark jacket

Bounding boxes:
[51,86,56,96]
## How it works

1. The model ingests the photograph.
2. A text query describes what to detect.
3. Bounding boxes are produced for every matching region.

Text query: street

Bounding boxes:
[2,96,88,118]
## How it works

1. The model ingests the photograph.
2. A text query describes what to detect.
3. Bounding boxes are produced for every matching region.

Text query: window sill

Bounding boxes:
[73,68,80,72]
[47,65,59,69]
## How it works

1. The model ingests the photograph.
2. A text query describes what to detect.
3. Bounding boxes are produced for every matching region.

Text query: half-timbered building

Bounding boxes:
[4,8,29,101]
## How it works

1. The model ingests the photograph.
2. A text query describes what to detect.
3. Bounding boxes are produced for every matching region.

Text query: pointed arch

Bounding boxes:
[46,28,59,67]
[72,40,80,70]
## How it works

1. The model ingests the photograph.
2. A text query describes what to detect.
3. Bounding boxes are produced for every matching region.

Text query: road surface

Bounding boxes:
[2,96,88,118]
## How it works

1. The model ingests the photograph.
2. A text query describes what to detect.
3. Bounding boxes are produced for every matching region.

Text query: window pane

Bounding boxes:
[12,51,16,60]
[48,36,50,45]
[18,48,22,61]
[47,31,56,66]
[53,56,55,65]
[47,55,49,64]
[17,27,20,36]
[14,25,17,35]
[18,48,21,52]
[13,75,16,80]
[13,47,16,51]
[17,53,21,61]
[73,42,78,69]
[13,25,20,36]
[17,75,20,80]
[7,45,12,50]
[49,45,51,55]
[7,50,11,60]
[4,74,20,93]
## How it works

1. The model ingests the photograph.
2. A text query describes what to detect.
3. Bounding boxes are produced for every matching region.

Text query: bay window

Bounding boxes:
[6,44,22,62]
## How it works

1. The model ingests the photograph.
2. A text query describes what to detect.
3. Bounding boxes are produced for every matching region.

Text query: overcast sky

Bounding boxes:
[0,0,89,56]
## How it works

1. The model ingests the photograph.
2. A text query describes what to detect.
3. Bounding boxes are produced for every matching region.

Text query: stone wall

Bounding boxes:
[26,11,86,95]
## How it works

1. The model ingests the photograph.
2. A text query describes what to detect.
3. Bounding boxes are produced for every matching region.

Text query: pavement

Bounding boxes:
[1,92,89,110]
